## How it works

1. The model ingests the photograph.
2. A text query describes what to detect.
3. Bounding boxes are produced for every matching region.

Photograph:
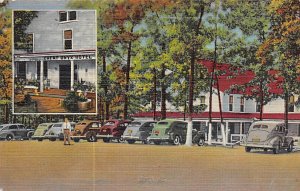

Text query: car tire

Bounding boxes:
[87,132,97,142]
[142,140,149,144]
[103,138,110,143]
[127,140,136,144]
[117,137,125,143]
[49,137,56,141]
[198,138,205,146]
[73,138,80,143]
[153,141,161,145]
[287,142,293,153]
[245,147,251,152]
[6,134,13,141]
[264,148,268,152]
[173,135,181,145]
[273,142,280,154]
[27,132,34,140]
[37,138,43,142]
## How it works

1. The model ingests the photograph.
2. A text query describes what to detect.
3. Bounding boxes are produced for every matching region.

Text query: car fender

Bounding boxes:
[268,136,281,146]
[27,131,34,138]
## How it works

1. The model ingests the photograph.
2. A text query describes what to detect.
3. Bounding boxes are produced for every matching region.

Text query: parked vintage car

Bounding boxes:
[44,122,75,141]
[0,123,34,141]
[147,119,188,145]
[32,123,54,141]
[71,120,101,142]
[122,120,157,144]
[98,119,131,143]
[243,121,294,154]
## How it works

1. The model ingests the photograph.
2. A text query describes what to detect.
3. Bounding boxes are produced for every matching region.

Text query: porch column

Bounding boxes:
[40,60,44,93]
[225,121,229,144]
[70,60,74,90]
[240,122,243,142]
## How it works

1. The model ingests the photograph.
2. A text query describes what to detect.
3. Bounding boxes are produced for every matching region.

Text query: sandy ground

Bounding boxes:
[0,140,300,191]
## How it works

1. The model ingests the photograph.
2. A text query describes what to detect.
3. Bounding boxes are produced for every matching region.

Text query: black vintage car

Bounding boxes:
[0,123,35,141]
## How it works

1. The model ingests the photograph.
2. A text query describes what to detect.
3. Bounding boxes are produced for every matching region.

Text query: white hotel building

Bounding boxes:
[13,10,96,92]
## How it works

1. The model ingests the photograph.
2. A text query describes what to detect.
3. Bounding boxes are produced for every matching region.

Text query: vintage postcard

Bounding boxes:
[0,0,299,191]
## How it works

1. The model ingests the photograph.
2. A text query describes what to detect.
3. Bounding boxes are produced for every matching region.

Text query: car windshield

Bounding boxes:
[130,122,141,126]
[158,122,168,125]
[50,124,62,130]
[37,124,48,129]
[77,122,86,125]
[253,125,268,129]
[104,121,115,126]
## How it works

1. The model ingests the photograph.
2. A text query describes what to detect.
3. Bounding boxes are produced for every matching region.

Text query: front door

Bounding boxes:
[59,65,71,90]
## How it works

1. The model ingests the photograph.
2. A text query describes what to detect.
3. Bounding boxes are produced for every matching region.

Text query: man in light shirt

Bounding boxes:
[63,117,71,145]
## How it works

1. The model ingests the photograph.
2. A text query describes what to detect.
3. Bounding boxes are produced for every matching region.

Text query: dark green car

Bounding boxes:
[148,119,188,145]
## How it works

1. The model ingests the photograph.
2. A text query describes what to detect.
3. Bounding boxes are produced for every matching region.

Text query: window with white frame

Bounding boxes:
[256,100,261,112]
[289,95,295,112]
[240,96,245,112]
[200,96,206,106]
[59,11,77,22]
[229,95,233,111]
[64,30,72,50]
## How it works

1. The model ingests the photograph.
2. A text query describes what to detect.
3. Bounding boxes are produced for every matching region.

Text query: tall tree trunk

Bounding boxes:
[152,68,157,121]
[102,52,110,120]
[259,79,264,120]
[124,34,133,120]
[185,5,205,146]
[284,90,289,130]
[161,64,166,120]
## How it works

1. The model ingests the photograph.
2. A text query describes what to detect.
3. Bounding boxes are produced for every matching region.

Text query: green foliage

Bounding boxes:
[13,10,37,51]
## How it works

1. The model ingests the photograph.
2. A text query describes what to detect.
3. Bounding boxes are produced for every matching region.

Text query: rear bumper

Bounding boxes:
[242,143,274,149]
[98,134,114,138]
[31,136,45,139]
[147,137,170,141]
[122,135,140,141]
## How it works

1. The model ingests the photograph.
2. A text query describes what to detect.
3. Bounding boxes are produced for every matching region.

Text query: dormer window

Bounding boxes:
[59,11,77,22]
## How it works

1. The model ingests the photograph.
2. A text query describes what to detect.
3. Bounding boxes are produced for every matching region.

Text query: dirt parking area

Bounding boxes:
[0,141,300,191]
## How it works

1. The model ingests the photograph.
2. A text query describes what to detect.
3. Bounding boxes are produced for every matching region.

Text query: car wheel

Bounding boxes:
[287,142,293,153]
[264,148,268,152]
[273,142,280,154]
[6,134,13,141]
[87,133,97,142]
[153,141,161,145]
[73,138,80,143]
[117,137,125,143]
[49,137,56,141]
[103,138,110,143]
[27,132,34,140]
[38,138,43,142]
[198,138,205,146]
[142,140,149,144]
[173,135,181,145]
[127,140,136,144]
[245,147,251,152]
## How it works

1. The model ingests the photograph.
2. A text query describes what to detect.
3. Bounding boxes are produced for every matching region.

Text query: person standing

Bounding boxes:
[63,118,71,145]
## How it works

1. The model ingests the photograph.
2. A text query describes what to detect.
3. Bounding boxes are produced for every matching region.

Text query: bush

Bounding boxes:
[63,91,79,112]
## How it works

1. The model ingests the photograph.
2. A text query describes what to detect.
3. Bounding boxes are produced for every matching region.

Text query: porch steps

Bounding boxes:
[28,93,66,99]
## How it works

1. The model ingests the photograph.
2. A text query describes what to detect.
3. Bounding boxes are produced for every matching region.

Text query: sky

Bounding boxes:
[7,0,68,10]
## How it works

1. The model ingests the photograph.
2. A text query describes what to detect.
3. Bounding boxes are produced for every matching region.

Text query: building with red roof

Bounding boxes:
[132,60,300,142]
